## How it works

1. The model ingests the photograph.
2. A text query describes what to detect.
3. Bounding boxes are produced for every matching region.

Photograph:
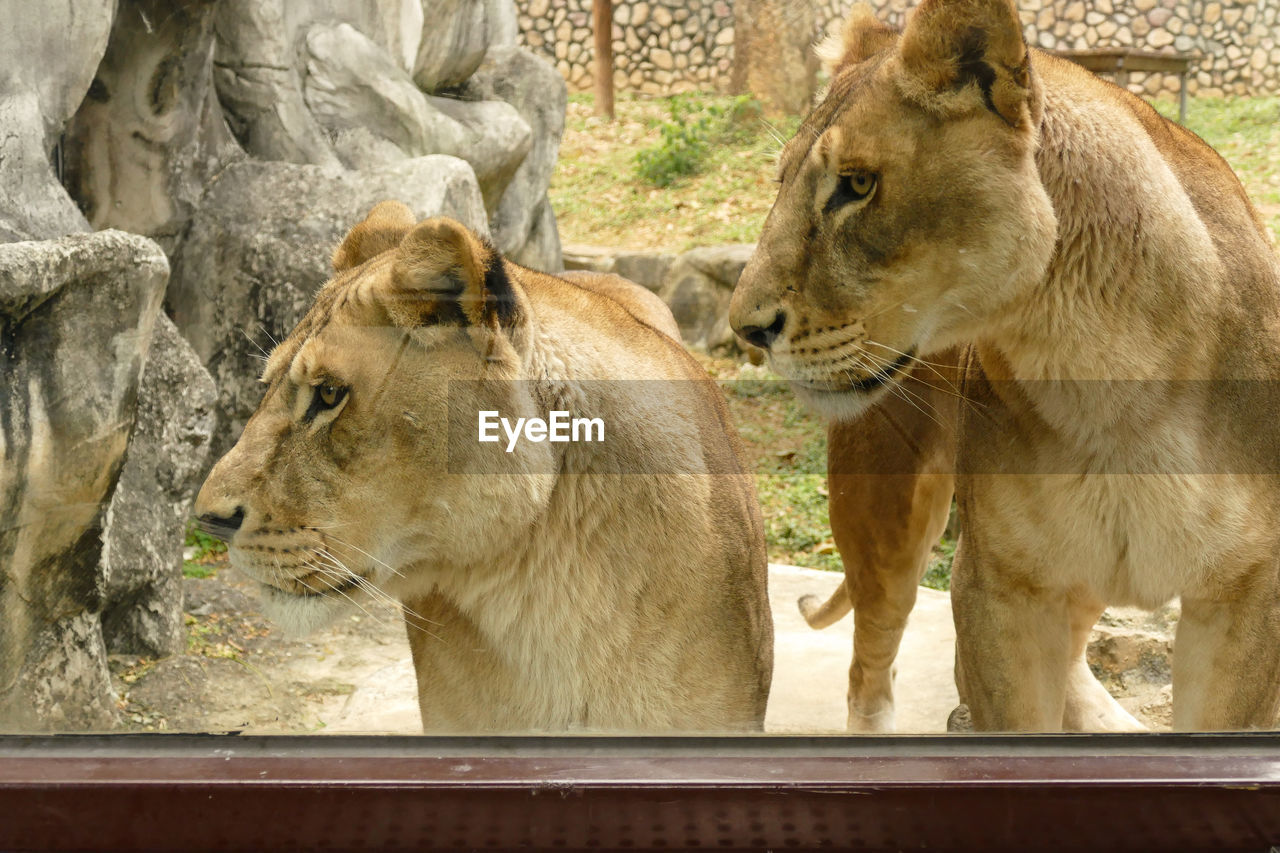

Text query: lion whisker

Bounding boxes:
[323,533,405,579]
[311,548,445,632]
[301,560,380,622]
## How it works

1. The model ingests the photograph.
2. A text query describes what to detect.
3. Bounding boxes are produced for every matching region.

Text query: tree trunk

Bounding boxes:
[592,0,614,118]
[731,0,818,115]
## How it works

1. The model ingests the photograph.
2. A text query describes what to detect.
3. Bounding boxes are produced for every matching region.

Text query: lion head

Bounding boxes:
[730,0,1058,420]
[193,202,558,634]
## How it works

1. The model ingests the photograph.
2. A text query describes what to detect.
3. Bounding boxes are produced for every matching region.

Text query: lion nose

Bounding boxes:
[734,310,787,351]
[196,508,245,543]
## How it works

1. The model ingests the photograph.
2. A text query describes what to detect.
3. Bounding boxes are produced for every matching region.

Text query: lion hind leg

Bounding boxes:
[797,583,852,629]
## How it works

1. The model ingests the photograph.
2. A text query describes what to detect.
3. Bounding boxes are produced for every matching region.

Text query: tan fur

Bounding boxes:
[196,206,773,733]
[731,0,1280,732]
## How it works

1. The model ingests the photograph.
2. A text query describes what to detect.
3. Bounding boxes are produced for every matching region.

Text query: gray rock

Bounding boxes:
[423,93,532,212]
[487,0,520,50]
[0,0,112,238]
[0,0,115,140]
[304,0,427,72]
[461,46,565,269]
[302,22,532,210]
[0,94,90,241]
[63,0,245,251]
[100,315,217,658]
[303,22,441,158]
[212,0,342,166]
[506,195,563,273]
[167,155,487,459]
[562,244,618,274]
[614,251,676,294]
[413,0,492,92]
[658,244,755,352]
[0,231,169,731]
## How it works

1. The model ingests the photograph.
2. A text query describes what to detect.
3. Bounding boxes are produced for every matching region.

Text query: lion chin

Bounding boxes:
[791,379,891,422]
[257,586,350,637]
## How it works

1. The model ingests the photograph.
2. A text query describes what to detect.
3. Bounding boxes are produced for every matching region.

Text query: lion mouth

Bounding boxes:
[797,348,916,395]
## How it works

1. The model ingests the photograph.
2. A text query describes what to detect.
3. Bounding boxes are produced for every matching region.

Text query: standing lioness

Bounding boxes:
[732,0,1280,731]
[196,202,772,732]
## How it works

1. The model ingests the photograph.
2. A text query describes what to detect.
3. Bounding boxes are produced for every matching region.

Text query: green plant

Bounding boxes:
[633,95,766,187]
[183,517,226,579]
[634,96,714,186]
[922,535,956,591]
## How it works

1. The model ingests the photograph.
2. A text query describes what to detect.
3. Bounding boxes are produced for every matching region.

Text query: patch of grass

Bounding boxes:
[184,612,244,660]
[555,93,1280,251]
[182,562,218,579]
[183,518,226,579]
[633,94,765,187]
[922,535,956,591]
[551,92,799,251]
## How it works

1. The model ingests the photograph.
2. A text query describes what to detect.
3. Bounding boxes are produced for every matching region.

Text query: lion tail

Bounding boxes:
[796,583,851,630]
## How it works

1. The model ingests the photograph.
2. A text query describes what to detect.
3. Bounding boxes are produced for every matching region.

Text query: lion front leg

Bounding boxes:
[1172,571,1280,730]
[950,538,1075,731]
[826,360,957,733]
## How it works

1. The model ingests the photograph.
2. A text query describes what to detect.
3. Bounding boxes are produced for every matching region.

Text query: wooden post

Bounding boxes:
[592,0,614,119]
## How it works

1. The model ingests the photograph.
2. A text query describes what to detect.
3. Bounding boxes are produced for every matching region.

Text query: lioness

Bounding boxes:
[731,0,1280,731]
[195,202,772,732]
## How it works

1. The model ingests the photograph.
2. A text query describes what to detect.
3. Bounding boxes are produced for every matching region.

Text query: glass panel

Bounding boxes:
[2,0,1278,739]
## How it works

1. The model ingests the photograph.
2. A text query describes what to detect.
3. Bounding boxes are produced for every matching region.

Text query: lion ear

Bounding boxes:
[389,217,518,327]
[897,0,1033,129]
[816,4,899,77]
[332,200,418,272]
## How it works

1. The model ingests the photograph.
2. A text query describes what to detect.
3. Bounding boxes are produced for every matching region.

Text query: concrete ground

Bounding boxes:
[323,564,959,734]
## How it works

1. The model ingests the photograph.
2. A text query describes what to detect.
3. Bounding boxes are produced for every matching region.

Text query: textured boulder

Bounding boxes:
[100,315,217,657]
[168,155,488,457]
[303,22,532,209]
[0,231,169,731]
[563,245,676,292]
[658,244,755,352]
[63,0,244,251]
[212,0,342,166]
[412,0,492,92]
[487,0,519,50]
[0,0,115,240]
[461,46,565,270]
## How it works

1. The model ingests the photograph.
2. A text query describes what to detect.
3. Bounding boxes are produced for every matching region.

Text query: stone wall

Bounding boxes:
[518,0,1280,99]
[518,0,735,94]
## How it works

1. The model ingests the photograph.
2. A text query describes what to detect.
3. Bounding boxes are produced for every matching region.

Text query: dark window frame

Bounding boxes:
[2,733,1279,851]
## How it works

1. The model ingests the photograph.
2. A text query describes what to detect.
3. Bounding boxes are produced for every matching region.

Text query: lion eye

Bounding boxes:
[304,383,348,422]
[826,170,878,213]
[318,385,343,407]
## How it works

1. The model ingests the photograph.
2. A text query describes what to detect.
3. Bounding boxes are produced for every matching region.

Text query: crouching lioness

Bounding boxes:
[195,202,772,732]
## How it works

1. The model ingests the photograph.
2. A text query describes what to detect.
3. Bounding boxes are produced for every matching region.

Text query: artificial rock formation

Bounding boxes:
[0,0,114,240]
[210,0,562,267]
[100,315,217,658]
[62,0,241,252]
[0,232,169,730]
[659,244,755,352]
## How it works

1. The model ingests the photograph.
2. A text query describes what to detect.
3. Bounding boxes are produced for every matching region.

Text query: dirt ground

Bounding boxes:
[112,566,417,733]
[110,561,1182,735]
